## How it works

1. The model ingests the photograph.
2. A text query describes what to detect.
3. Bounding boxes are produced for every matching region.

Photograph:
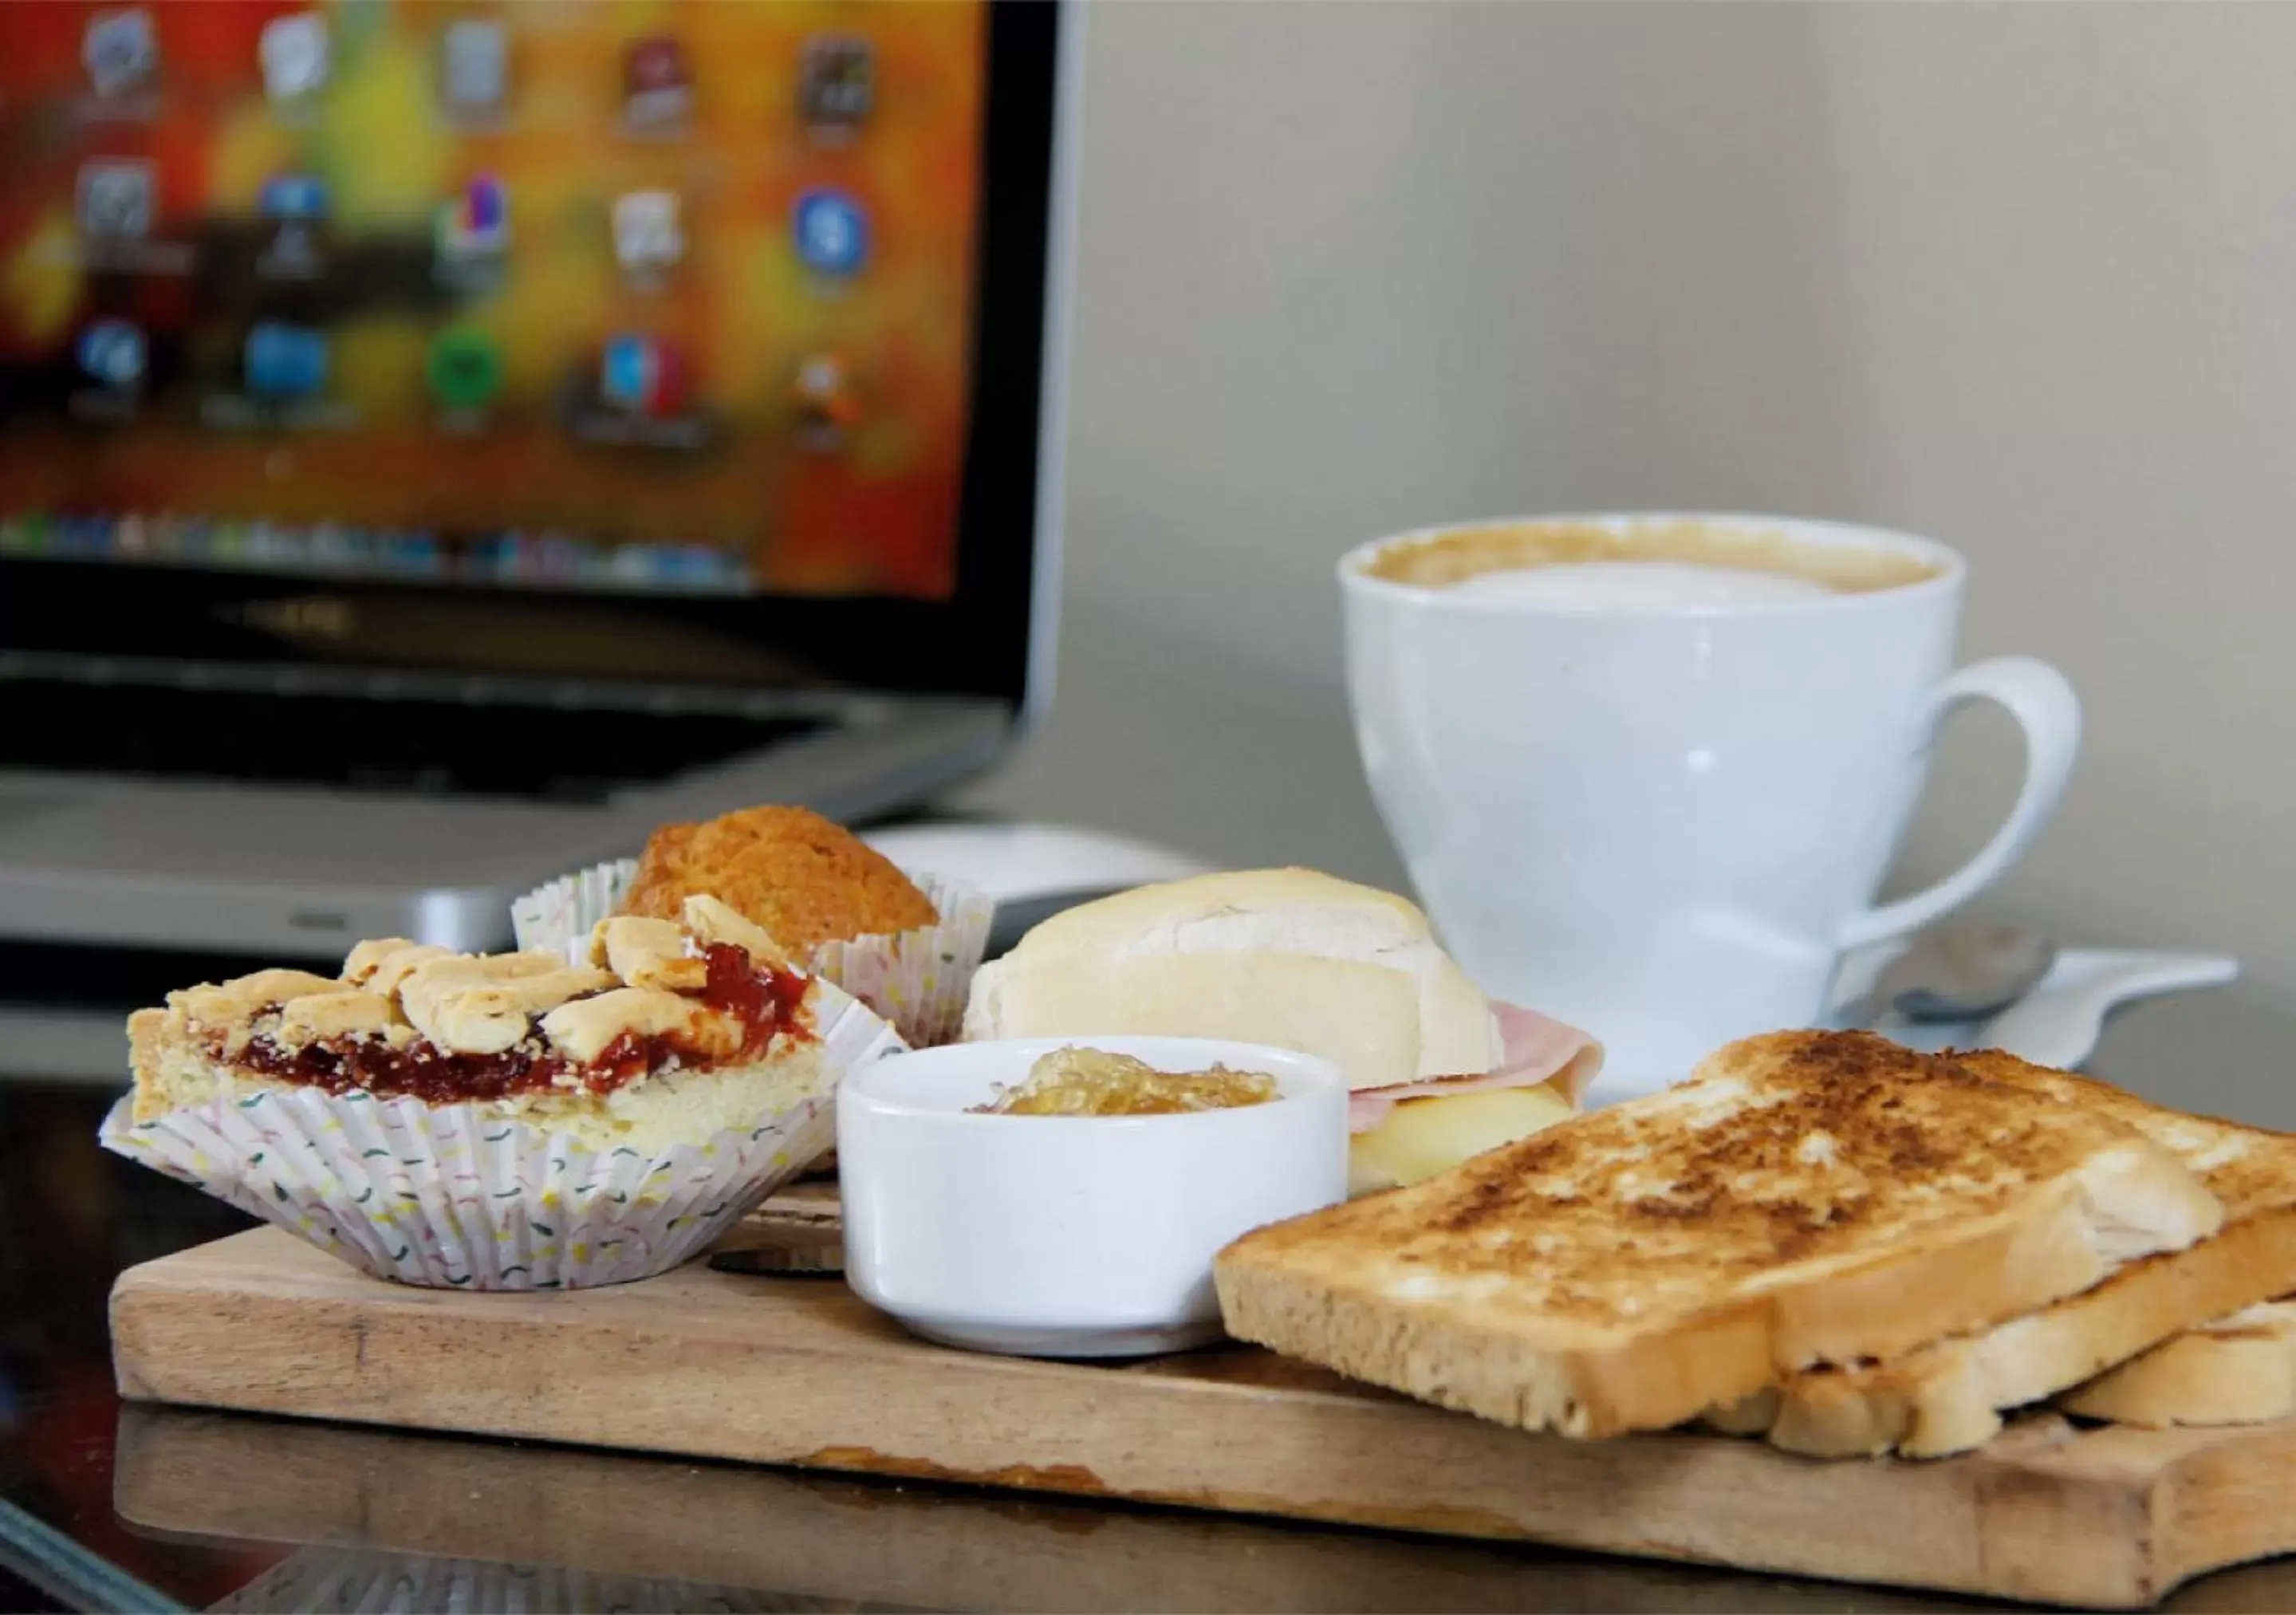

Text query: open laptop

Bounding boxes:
[0,0,1074,959]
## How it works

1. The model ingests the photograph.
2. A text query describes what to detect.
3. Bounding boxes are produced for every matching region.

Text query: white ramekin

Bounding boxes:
[837,1035,1349,1357]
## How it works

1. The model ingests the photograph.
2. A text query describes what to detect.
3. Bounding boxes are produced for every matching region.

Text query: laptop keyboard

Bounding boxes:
[0,677,827,803]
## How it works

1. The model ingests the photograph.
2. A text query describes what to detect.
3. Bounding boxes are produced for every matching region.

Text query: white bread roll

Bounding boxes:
[961,869,1502,1091]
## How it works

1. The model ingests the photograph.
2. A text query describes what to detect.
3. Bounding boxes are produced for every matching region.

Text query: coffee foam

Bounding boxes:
[1451,561,1837,611]
[1362,520,1942,598]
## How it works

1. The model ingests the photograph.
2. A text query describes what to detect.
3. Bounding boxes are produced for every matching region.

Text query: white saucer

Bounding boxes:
[1836,947,2239,1071]
[1586,947,2239,1105]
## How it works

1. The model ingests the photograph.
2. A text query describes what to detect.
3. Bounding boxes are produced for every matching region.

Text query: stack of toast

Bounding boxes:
[1215,1030,2296,1457]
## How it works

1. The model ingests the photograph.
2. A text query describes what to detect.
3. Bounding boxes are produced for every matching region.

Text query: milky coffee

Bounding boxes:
[1363,519,1940,611]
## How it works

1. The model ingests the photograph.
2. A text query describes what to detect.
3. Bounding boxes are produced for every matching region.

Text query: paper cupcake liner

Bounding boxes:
[101,981,901,1291]
[513,859,992,1047]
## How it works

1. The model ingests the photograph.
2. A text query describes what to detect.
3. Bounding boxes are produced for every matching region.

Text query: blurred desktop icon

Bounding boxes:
[435,175,510,266]
[258,173,327,219]
[427,328,503,412]
[381,529,441,574]
[259,11,329,101]
[243,322,328,398]
[440,18,508,115]
[799,36,875,130]
[257,172,328,278]
[173,517,215,561]
[77,320,147,392]
[307,522,356,567]
[531,534,597,581]
[459,533,518,580]
[83,9,159,98]
[245,520,298,565]
[622,33,693,130]
[612,189,684,274]
[599,333,687,417]
[793,353,861,445]
[52,516,108,557]
[76,160,154,239]
[793,187,868,278]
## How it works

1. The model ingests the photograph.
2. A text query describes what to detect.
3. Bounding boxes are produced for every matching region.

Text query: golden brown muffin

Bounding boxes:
[620,806,938,951]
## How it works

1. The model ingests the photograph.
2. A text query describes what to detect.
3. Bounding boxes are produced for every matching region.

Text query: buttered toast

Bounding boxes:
[1733,1050,2296,1455]
[1214,1031,2223,1440]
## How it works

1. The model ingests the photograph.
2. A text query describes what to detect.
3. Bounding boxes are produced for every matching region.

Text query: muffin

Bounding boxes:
[622,806,938,949]
[104,895,900,1289]
[515,805,992,1049]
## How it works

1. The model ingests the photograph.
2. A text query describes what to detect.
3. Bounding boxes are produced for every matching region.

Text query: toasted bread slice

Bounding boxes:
[2059,1299,2296,1428]
[1215,1032,2221,1439]
[1735,1051,2296,1456]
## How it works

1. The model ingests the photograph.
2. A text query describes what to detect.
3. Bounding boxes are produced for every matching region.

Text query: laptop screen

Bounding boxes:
[0,1,1009,607]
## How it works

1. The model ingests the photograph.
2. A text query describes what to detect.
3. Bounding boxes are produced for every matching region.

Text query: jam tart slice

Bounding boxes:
[128,897,821,1127]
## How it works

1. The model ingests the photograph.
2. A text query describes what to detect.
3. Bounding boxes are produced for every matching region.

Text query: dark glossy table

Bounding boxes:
[8,987,2296,1613]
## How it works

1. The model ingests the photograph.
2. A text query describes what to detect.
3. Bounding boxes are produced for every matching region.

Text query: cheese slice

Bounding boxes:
[1348,1082,1578,1195]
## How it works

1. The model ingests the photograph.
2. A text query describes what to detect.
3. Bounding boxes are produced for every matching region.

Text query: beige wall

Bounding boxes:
[959,2,2296,1119]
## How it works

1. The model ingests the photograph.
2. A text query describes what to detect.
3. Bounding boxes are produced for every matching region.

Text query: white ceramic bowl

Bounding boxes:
[837,1035,1349,1358]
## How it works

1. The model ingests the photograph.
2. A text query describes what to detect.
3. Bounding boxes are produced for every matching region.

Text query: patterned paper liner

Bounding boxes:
[512,860,991,1048]
[100,980,902,1291]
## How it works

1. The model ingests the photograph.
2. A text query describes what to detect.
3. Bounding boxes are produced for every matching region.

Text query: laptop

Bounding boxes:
[0,0,1074,959]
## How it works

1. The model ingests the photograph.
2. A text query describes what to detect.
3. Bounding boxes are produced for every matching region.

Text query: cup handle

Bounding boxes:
[1835,656,2082,952]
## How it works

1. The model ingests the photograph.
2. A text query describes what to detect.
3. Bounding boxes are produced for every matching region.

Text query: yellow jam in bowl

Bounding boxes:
[971,1046,1280,1117]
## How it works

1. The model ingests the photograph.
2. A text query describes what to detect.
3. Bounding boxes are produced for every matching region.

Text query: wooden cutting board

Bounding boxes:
[110,1225,2296,1611]
[115,1404,1988,1614]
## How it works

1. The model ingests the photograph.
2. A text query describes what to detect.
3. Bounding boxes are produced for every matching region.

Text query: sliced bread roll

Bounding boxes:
[964,868,1501,1088]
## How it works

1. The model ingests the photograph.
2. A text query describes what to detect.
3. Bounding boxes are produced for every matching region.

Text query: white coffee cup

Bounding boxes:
[1340,513,2080,1099]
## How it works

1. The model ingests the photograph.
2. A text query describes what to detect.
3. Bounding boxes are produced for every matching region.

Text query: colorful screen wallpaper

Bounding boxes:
[0,0,987,599]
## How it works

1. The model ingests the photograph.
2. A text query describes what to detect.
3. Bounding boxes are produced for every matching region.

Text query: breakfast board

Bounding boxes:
[116,1401,2037,1614]
[116,1401,2158,1615]
[111,1221,2296,1610]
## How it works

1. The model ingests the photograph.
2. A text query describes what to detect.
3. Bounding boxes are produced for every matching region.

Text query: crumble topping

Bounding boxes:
[541,985,703,1066]
[676,894,797,968]
[274,990,400,1047]
[398,957,619,1055]
[343,939,455,996]
[589,915,711,992]
[156,898,813,1104]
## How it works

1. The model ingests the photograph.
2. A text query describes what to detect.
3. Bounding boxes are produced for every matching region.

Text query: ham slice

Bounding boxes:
[1345,1002,1603,1133]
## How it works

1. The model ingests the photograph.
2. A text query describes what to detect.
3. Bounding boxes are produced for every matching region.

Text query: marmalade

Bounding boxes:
[973,1046,1279,1117]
